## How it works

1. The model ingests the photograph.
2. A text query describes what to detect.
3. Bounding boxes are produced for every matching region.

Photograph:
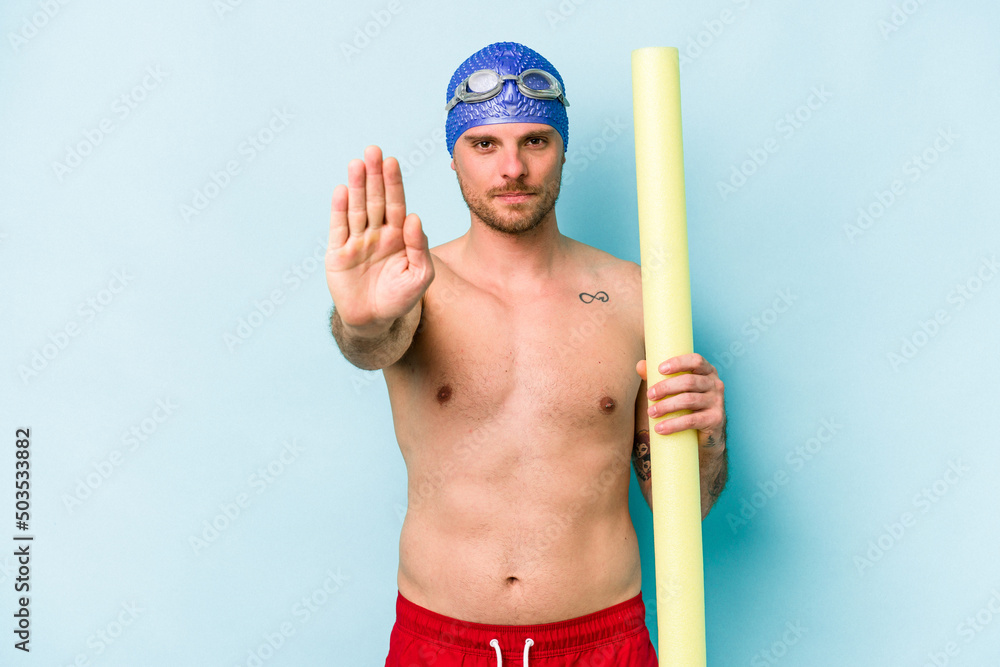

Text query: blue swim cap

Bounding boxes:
[445,41,569,157]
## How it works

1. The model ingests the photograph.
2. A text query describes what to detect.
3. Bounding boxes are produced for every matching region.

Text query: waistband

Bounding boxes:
[394,590,648,656]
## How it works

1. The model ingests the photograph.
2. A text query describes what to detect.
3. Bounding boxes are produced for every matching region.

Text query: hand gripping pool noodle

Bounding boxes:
[631,47,706,667]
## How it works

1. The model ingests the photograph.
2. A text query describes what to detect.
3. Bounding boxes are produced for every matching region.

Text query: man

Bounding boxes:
[327,41,727,667]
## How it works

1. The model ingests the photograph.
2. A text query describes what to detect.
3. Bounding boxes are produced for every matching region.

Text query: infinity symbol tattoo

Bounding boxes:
[579,291,609,303]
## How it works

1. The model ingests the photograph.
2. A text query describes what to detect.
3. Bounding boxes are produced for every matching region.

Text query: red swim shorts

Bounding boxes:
[385,590,658,666]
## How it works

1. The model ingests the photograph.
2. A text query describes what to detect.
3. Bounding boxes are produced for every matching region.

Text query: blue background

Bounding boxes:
[2,0,999,665]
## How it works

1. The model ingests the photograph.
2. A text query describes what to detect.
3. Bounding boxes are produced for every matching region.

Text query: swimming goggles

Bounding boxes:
[445,68,570,111]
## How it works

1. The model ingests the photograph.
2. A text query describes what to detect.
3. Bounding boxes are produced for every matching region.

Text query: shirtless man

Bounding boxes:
[328,42,728,667]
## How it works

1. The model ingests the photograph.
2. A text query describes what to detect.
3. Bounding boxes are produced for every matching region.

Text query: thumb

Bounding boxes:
[636,359,647,381]
[402,212,429,268]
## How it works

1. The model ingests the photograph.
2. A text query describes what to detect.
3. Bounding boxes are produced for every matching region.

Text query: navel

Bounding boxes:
[600,396,616,413]
[436,384,453,404]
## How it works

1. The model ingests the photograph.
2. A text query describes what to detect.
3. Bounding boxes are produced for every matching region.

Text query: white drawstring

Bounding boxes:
[489,638,534,666]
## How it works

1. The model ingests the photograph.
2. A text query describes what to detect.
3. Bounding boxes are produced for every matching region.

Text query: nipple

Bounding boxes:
[600,396,616,413]
[436,384,453,404]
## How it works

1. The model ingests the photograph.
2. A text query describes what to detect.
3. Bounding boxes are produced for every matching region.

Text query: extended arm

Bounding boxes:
[326,145,434,371]
[330,298,422,371]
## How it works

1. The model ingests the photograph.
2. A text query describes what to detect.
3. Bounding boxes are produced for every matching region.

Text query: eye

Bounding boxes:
[526,136,547,146]
[476,140,493,149]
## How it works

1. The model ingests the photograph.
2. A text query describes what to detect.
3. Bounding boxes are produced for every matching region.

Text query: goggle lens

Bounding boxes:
[467,70,500,94]
[521,70,552,91]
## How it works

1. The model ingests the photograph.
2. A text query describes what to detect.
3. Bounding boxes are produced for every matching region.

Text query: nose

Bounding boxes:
[497,144,528,181]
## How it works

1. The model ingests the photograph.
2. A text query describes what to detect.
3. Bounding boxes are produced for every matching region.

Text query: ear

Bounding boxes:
[561,153,566,165]
[450,158,456,171]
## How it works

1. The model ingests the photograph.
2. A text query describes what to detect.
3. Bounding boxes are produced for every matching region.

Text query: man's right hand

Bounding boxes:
[326,145,435,334]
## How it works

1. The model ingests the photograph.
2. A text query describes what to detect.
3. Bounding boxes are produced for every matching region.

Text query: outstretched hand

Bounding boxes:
[326,145,434,331]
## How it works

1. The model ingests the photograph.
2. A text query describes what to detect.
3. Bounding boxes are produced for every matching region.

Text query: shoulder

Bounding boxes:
[422,239,469,308]
[565,237,642,297]
[428,238,463,277]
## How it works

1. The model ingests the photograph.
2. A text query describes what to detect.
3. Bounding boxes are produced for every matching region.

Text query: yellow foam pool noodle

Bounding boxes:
[632,46,706,667]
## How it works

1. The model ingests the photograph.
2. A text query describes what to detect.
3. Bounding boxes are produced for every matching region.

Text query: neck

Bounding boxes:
[460,210,567,291]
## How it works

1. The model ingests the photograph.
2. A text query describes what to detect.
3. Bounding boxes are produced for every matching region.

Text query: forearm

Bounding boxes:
[700,443,728,519]
[330,302,421,370]
[633,429,727,518]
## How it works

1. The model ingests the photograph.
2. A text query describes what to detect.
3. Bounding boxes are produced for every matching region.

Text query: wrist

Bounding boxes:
[334,308,395,339]
[342,319,394,338]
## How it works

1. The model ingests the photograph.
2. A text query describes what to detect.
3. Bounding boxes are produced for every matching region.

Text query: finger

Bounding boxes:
[402,213,432,277]
[383,156,407,229]
[647,372,714,400]
[347,158,367,236]
[652,412,715,436]
[658,353,716,376]
[365,146,386,230]
[329,184,349,249]
[636,360,647,381]
[648,390,714,418]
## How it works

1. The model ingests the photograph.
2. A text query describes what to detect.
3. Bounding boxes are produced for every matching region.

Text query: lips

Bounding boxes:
[494,191,534,202]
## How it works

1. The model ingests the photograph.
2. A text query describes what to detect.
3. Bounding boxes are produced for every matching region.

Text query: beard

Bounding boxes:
[456,165,562,236]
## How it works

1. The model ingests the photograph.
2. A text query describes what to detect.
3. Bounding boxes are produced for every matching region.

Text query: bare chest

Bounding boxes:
[389,273,643,436]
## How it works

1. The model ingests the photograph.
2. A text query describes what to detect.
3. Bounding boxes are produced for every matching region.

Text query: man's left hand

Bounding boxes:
[636,353,726,452]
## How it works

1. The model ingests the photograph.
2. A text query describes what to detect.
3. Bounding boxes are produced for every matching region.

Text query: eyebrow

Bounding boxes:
[462,128,558,144]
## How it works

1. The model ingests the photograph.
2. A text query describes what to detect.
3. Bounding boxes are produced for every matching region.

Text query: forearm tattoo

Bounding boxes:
[632,429,651,482]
